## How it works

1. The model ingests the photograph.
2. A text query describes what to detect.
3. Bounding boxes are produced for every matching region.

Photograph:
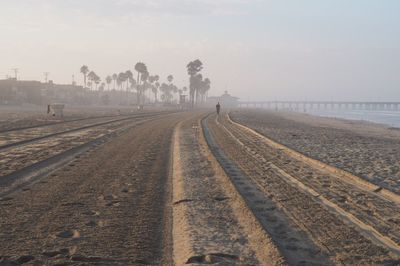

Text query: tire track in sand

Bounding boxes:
[207,113,400,265]
[172,112,285,265]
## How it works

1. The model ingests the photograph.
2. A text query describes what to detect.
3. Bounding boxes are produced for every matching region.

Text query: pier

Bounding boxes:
[238,101,400,111]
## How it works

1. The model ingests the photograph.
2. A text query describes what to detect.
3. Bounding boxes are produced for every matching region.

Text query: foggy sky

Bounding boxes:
[1,0,399,101]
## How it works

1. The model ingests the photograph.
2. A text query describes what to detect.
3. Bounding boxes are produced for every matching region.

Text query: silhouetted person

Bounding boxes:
[216,102,221,115]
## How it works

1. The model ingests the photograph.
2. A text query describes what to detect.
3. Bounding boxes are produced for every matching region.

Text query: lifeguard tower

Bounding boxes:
[47,103,65,118]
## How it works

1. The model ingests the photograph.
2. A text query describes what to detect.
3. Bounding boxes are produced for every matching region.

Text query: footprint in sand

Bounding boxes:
[85,220,97,227]
[0,256,35,265]
[214,196,229,202]
[42,248,69,258]
[0,197,13,202]
[99,194,121,207]
[83,210,100,216]
[98,194,117,201]
[97,220,107,227]
[56,229,80,239]
[85,219,107,227]
[16,255,35,264]
[186,253,238,264]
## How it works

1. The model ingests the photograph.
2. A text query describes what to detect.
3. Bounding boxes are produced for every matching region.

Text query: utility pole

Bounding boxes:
[72,74,75,85]
[44,72,50,83]
[11,68,18,80]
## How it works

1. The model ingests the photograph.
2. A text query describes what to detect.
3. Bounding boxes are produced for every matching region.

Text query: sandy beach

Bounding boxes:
[1,107,399,264]
[231,109,400,194]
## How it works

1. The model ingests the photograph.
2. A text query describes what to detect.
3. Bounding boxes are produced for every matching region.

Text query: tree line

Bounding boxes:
[80,59,210,107]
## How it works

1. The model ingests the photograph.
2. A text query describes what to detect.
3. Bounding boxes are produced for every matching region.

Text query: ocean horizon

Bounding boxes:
[305,109,400,128]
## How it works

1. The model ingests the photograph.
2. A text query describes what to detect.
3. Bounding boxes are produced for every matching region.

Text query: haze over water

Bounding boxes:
[305,109,400,128]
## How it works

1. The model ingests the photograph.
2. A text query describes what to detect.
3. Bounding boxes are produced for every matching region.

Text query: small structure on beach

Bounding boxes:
[207,91,239,108]
[47,103,65,118]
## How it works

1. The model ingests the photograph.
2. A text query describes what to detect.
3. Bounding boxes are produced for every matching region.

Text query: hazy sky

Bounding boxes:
[1,0,399,101]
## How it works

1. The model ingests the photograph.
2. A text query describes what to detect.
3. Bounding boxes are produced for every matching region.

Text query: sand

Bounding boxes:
[1,106,399,265]
[231,109,400,194]
[0,112,185,265]
[0,105,150,132]
[207,112,400,264]
[172,112,285,265]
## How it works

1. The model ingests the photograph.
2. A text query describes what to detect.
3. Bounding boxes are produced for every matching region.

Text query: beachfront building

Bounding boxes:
[0,79,43,105]
[0,78,159,107]
[207,91,239,108]
[42,82,87,105]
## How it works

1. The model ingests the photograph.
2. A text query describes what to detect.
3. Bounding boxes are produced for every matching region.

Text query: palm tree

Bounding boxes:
[191,73,203,103]
[141,71,149,104]
[171,84,178,102]
[153,82,160,103]
[160,82,172,103]
[187,59,203,106]
[87,71,97,90]
[106,75,112,91]
[80,65,89,88]
[100,82,105,92]
[129,77,136,92]
[165,75,174,101]
[134,62,148,106]
[94,75,101,90]
[116,76,122,91]
[167,74,173,84]
[118,72,126,91]
[112,73,117,90]
[181,86,188,103]
[125,70,133,91]
[148,76,156,102]
[141,70,149,83]
[135,62,147,83]
[203,78,211,102]
[187,59,203,76]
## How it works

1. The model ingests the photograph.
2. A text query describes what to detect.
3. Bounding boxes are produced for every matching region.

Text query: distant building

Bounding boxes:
[42,83,86,105]
[207,91,239,108]
[0,79,42,105]
[0,78,139,106]
[0,79,87,105]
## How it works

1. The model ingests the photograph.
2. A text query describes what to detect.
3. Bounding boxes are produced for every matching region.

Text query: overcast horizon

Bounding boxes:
[1,0,399,101]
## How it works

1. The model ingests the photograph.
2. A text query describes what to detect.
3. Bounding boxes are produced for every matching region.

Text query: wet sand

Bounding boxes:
[231,109,400,194]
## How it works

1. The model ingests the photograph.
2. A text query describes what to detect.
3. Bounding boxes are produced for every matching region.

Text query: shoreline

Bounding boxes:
[266,109,400,140]
[304,108,400,129]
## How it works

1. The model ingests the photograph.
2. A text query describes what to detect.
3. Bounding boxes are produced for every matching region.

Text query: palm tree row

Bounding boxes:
[159,75,179,104]
[186,59,211,106]
[80,60,211,107]
[80,64,170,106]
[88,71,101,91]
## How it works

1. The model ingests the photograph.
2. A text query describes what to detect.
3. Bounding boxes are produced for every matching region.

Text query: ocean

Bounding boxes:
[305,109,400,128]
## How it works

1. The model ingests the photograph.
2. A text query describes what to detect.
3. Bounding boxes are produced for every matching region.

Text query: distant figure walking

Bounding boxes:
[216,102,221,115]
